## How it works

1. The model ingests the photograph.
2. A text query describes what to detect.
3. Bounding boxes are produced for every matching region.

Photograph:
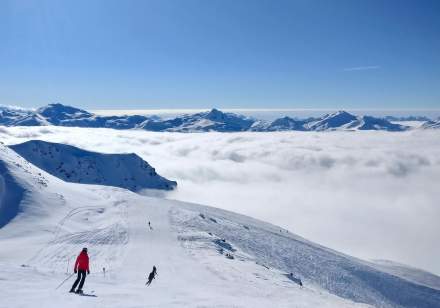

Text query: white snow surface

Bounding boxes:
[0,143,370,308]
[1,142,440,307]
[370,260,440,291]
[9,140,176,192]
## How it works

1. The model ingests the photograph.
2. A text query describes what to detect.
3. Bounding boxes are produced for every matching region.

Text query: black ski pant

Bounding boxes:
[71,270,87,291]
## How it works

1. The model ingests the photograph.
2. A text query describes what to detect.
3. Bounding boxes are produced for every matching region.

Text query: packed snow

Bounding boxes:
[1,143,440,307]
[0,144,365,307]
[370,260,440,291]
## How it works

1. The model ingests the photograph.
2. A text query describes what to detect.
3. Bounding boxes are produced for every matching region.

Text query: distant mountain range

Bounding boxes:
[1,103,439,132]
[384,115,432,122]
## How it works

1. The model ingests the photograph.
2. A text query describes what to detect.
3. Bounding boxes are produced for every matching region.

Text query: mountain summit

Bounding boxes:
[306,111,358,131]
[37,103,93,124]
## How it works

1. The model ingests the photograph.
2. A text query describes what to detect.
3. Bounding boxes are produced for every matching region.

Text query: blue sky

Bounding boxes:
[1,0,439,110]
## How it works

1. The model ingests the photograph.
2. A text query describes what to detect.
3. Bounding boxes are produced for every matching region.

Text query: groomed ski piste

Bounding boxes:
[1,142,440,308]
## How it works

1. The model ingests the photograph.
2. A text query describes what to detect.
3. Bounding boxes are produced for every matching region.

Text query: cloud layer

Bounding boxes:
[1,127,440,275]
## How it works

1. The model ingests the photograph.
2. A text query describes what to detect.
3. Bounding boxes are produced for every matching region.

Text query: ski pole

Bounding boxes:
[55,272,75,290]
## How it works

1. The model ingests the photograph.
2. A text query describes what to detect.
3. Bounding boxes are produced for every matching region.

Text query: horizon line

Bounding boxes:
[92,107,440,115]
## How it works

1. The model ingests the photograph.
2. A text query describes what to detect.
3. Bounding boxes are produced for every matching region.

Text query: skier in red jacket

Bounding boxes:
[70,248,90,294]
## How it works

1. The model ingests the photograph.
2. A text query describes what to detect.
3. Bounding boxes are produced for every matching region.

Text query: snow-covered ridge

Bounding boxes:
[172,204,440,307]
[0,146,25,228]
[139,108,255,132]
[371,260,440,291]
[384,115,431,122]
[9,140,176,192]
[422,119,440,129]
[0,143,56,228]
[1,103,435,131]
[1,142,440,307]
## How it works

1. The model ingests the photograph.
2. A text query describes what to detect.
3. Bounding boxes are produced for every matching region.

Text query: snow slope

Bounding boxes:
[0,146,25,228]
[422,120,440,129]
[371,260,440,291]
[348,116,408,131]
[1,143,440,307]
[10,140,176,192]
[139,108,255,132]
[305,111,408,131]
[306,111,358,131]
[250,116,308,131]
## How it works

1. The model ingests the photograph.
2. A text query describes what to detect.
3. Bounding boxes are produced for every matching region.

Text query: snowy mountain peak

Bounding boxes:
[202,108,252,124]
[266,116,307,131]
[9,140,177,192]
[306,110,357,131]
[37,103,92,124]
[324,110,357,122]
[148,109,256,132]
[272,116,295,123]
[204,108,225,121]
[329,110,354,117]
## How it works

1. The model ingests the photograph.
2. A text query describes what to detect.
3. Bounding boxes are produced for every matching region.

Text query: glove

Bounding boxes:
[87,270,90,275]
[74,270,77,274]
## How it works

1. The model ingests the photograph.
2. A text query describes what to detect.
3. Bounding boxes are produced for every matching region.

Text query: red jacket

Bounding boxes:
[74,251,89,271]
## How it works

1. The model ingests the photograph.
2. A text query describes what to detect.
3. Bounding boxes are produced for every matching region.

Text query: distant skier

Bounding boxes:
[145,266,157,286]
[288,272,303,287]
[148,221,153,230]
[70,248,90,294]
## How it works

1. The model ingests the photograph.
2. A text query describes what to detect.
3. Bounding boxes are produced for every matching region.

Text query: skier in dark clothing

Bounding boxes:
[145,266,157,286]
[288,272,303,286]
[70,248,90,294]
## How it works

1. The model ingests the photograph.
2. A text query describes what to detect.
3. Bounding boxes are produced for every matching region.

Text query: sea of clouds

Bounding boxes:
[1,126,439,275]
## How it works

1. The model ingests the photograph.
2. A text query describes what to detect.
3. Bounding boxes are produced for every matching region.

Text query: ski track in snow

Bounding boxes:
[0,186,368,306]
[1,143,440,307]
